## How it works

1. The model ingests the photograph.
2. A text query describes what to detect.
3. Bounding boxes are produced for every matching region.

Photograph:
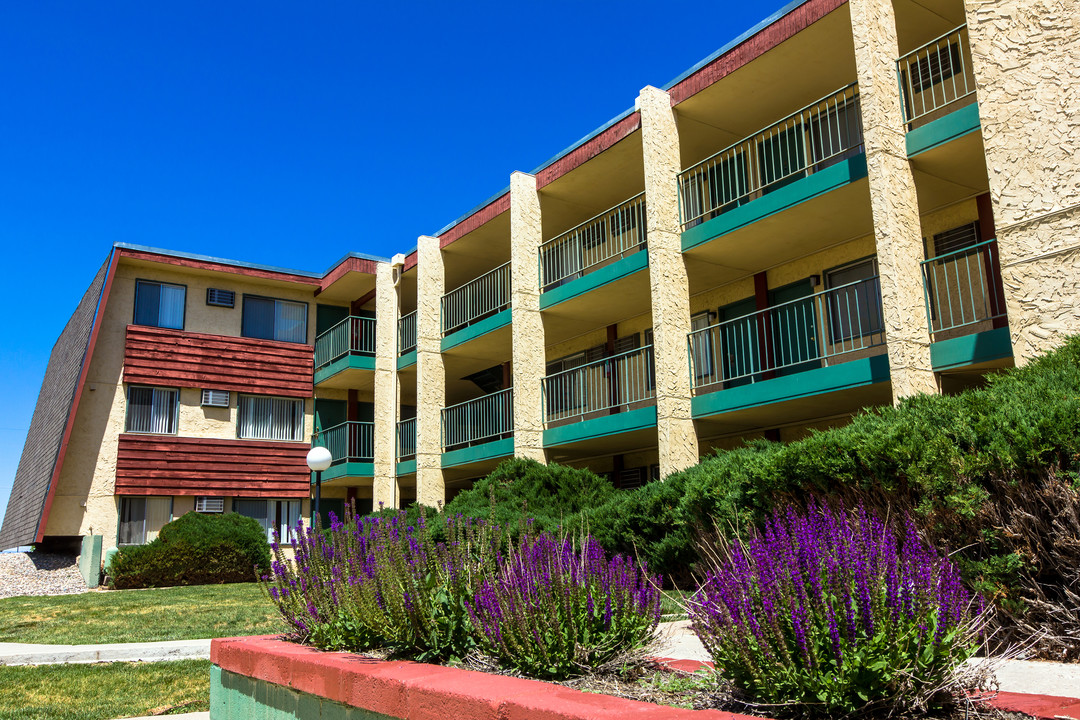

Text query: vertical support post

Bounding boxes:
[372,261,398,510]
[415,235,446,506]
[637,85,699,478]
[509,171,547,463]
[849,0,938,399]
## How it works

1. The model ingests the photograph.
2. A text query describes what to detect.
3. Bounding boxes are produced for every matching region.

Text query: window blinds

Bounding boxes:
[238,396,303,441]
[126,387,178,434]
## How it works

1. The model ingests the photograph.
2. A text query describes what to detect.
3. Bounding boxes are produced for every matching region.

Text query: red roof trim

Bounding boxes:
[117,248,321,286]
[403,251,418,272]
[36,250,120,542]
[438,193,511,248]
[536,112,642,190]
[668,0,846,105]
[317,256,380,296]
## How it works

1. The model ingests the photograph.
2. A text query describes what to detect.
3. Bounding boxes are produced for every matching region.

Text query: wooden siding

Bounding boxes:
[123,326,314,397]
[115,434,311,497]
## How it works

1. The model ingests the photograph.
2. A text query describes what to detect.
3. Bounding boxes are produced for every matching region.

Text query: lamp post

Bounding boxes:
[306,445,332,527]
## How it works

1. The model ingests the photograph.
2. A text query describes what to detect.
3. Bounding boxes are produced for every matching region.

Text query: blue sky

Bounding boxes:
[0,1,789,523]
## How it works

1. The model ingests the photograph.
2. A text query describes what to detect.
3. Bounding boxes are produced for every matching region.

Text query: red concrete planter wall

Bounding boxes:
[210,636,1080,720]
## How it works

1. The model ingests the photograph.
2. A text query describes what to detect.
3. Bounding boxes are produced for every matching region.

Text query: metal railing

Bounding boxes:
[897,25,976,129]
[313,421,374,465]
[921,239,1007,340]
[441,262,511,336]
[398,311,417,355]
[441,388,513,449]
[539,193,647,291]
[397,418,416,460]
[678,83,863,230]
[314,316,376,369]
[542,346,655,425]
[688,277,885,390]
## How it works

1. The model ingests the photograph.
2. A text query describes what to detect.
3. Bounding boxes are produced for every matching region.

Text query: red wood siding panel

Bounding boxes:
[115,435,310,497]
[438,193,511,248]
[668,0,847,105]
[123,326,313,398]
[117,248,320,286]
[536,113,642,189]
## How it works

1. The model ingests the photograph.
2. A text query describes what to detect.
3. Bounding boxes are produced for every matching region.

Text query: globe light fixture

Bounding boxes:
[306,445,333,523]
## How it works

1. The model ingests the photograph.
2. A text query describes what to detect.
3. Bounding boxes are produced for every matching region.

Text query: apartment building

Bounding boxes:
[2,0,1076,559]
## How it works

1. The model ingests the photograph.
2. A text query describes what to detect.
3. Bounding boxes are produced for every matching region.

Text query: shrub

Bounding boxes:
[689,502,983,716]
[109,512,270,589]
[468,533,662,679]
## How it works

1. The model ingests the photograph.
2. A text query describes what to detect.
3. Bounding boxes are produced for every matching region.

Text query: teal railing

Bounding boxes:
[542,346,654,425]
[920,239,1007,340]
[897,25,976,130]
[441,262,511,336]
[312,421,374,465]
[397,418,416,460]
[441,388,513,450]
[314,316,376,369]
[539,193,646,291]
[398,311,417,355]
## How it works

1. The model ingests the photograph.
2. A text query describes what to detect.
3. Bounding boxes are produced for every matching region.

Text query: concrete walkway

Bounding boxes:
[0,638,211,666]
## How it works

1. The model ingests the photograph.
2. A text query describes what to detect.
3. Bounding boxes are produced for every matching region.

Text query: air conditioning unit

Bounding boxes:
[201,389,230,407]
[206,288,236,308]
[195,497,225,513]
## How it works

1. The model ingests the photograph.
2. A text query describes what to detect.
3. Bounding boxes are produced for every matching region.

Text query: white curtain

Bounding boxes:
[274,300,307,343]
[127,387,177,434]
[238,396,303,441]
[158,284,185,329]
[144,497,172,542]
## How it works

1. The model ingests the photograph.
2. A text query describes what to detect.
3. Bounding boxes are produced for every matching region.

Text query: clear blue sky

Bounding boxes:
[0,1,789,519]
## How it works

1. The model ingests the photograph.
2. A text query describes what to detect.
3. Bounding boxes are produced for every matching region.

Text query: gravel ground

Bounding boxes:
[0,553,88,600]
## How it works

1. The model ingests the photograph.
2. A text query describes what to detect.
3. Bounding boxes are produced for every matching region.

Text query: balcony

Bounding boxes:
[398,311,417,369]
[441,388,514,467]
[898,26,976,133]
[312,421,374,481]
[313,316,376,387]
[441,262,511,342]
[542,346,657,450]
[396,417,416,475]
[921,239,1012,371]
[689,277,890,422]
[679,83,865,254]
[539,193,647,307]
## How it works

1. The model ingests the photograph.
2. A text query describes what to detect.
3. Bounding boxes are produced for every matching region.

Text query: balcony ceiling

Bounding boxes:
[894,0,968,56]
[442,211,511,291]
[317,270,377,304]
[911,130,990,213]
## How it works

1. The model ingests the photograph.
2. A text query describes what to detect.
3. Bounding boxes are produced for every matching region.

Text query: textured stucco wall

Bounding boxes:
[638,85,699,476]
[965,0,1080,362]
[509,172,546,462]
[415,236,446,507]
[44,259,317,549]
[372,262,399,509]
[849,0,938,399]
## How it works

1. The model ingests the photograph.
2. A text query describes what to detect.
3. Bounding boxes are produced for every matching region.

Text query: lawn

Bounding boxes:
[0,660,210,720]
[0,583,282,645]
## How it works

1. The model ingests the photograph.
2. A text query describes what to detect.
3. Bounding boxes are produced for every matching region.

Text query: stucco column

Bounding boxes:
[371,262,398,510]
[415,235,446,507]
[849,0,938,399]
[965,0,1080,363]
[509,171,546,463]
[637,85,699,478]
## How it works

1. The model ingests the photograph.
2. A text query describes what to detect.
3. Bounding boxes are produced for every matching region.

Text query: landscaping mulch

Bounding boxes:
[0,553,86,600]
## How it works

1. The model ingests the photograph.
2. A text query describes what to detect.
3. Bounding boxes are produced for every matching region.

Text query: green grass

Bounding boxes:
[660,589,690,619]
[0,583,282,645]
[0,660,210,720]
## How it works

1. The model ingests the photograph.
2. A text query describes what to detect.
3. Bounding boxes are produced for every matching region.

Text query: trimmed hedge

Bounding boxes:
[108,511,271,589]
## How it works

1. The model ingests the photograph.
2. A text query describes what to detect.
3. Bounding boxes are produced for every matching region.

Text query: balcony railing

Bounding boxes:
[441,262,511,336]
[397,417,416,460]
[897,25,976,130]
[314,316,376,369]
[688,277,885,390]
[313,421,374,465]
[539,193,647,292]
[441,388,513,450]
[542,346,655,425]
[921,239,1007,340]
[678,83,863,230]
[398,311,417,355]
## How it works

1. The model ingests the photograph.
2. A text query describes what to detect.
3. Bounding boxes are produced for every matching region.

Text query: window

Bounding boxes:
[134,281,185,329]
[690,311,715,381]
[118,497,172,545]
[242,296,307,343]
[126,386,179,434]
[235,498,301,543]
[825,258,883,342]
[237,395,304,441]
[930,222,980,258]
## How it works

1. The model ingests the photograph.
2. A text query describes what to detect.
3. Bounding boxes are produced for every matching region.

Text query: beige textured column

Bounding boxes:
[637,86,699,478]
[849,0,938,399]
[965,0,1080,363]
[371,262,398,510]
[415,235,446,507]
[509,171,546,463]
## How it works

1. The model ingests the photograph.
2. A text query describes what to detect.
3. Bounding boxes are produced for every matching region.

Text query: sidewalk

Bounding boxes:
[0,638,210,666]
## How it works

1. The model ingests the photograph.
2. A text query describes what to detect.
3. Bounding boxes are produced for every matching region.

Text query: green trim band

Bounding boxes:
[539,251,649,310]
[441,309,512,352]
[906,103,981,158]
[441,437,514,468]
[930,326,1012,370]
[542,406,658,447]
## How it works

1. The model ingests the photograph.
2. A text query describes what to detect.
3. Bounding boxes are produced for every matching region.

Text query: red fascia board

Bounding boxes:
[536,112,642,190]
[117,248,321,286]
[403,251,418,272]
[36,251,121,543]
[667,0,847,106]
[317,256,380,296]
[438,193,511,248]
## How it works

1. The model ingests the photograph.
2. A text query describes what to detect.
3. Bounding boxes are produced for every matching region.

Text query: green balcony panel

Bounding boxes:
[930,327,1013,371]
[397,350,416,370]
[440,308,511,352]
[395,459,416,476]
[441,437,514,468]
[906,103,981,158]
[539,251,649,310]
[317,462,375,483]
[314,354,376,385]
[543,406,657,448]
